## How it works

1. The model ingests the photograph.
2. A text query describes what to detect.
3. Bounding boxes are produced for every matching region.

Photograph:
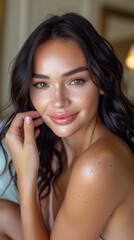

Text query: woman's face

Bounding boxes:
[30,39,101,137]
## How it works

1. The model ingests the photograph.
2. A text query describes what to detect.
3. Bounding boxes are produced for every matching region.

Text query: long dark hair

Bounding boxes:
[0,13,134,199]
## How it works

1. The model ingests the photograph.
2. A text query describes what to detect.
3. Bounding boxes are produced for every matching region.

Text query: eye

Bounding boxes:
[70,79,85,85]
[33,82,49,88]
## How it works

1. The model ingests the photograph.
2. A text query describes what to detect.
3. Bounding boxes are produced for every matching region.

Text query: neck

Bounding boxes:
[62,114,100,166]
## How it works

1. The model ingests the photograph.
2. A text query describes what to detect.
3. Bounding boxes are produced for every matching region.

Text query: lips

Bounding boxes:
[49,113,78,125]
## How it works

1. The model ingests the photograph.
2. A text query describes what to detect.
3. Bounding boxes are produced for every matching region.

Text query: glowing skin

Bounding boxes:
[30,39,101,138]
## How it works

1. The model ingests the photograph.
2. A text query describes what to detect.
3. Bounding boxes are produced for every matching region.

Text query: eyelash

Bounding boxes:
[33,79,86,89]
[33,82,49,88]
[70,79,85,85]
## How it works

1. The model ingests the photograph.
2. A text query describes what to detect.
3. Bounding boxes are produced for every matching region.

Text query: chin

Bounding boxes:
[44,120,80,138]
[53,130,73,138]
[50,127,76,138]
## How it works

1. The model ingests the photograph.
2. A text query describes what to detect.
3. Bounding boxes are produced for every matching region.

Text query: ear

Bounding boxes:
[99,89,104,95]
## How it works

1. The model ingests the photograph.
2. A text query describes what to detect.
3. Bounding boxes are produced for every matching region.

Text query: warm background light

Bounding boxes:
[125,44,134,69]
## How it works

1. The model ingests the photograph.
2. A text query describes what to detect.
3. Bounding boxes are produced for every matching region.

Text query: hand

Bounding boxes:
[5,111,43,185]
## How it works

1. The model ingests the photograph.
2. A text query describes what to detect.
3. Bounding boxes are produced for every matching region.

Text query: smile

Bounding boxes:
[49,113,78,125]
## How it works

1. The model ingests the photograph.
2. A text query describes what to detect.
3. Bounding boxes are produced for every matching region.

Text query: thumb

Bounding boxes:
[24,116,35,144]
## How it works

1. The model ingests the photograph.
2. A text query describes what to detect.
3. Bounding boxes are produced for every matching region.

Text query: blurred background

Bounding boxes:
[0,0,134,201]
[0,0,134,120]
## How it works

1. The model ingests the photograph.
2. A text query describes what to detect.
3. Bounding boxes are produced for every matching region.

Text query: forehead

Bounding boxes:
[33,39,87,72]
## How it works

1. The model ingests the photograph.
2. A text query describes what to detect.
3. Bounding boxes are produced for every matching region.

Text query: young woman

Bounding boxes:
[0,13,134,240]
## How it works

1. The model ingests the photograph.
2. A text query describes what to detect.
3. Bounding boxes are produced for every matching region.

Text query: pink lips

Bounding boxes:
[50,113,78,125]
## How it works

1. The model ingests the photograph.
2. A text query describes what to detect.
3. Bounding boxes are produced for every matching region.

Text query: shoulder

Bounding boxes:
[69,136,134,202]
[51,138,124,239]
[51,137,134,239]
[75,134,133,173]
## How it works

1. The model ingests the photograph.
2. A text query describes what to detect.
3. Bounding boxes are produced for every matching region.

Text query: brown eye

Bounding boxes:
[33,82,48,88]
[70,79,85,85]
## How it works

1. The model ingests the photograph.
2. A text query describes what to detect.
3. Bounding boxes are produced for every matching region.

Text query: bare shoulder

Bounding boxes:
[51,135,134,239]
[77,132,133,171]
[70,133,134,201]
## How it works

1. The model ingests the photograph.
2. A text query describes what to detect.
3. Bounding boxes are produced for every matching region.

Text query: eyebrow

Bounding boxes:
[32,66,89,79]
[62,66,89,77]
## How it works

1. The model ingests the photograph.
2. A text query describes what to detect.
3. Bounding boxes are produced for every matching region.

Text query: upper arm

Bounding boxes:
[51,151,122,240]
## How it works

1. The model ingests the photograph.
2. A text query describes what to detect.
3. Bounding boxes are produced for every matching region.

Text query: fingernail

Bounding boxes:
[25,116,32,124]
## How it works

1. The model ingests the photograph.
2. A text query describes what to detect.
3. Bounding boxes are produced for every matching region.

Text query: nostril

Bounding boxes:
[51,91,71,108]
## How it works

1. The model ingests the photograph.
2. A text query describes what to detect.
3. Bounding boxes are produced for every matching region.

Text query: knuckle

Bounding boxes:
[16,112,23,118]
[5,133,10,144]
[5,130,13,144]
[16,112,31,120]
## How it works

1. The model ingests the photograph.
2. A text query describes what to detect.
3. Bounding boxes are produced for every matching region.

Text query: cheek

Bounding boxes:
[30,90,45,113]
[73,86,99,110]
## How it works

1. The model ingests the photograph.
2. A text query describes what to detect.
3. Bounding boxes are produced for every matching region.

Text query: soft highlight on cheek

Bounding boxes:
[69,82,99,109]
[29,40,100,138]
[30,92,46,115]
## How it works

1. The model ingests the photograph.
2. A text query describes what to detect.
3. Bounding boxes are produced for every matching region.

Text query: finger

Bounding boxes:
[34,128,40,139]
[10,111,41,130]
[33,117,44,128]
[24,116,36,144]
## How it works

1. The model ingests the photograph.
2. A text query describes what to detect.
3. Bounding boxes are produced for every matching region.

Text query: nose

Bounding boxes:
[51,86,71,109]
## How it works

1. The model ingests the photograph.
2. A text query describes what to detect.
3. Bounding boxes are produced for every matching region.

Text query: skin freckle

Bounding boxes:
[2,12,134,240]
